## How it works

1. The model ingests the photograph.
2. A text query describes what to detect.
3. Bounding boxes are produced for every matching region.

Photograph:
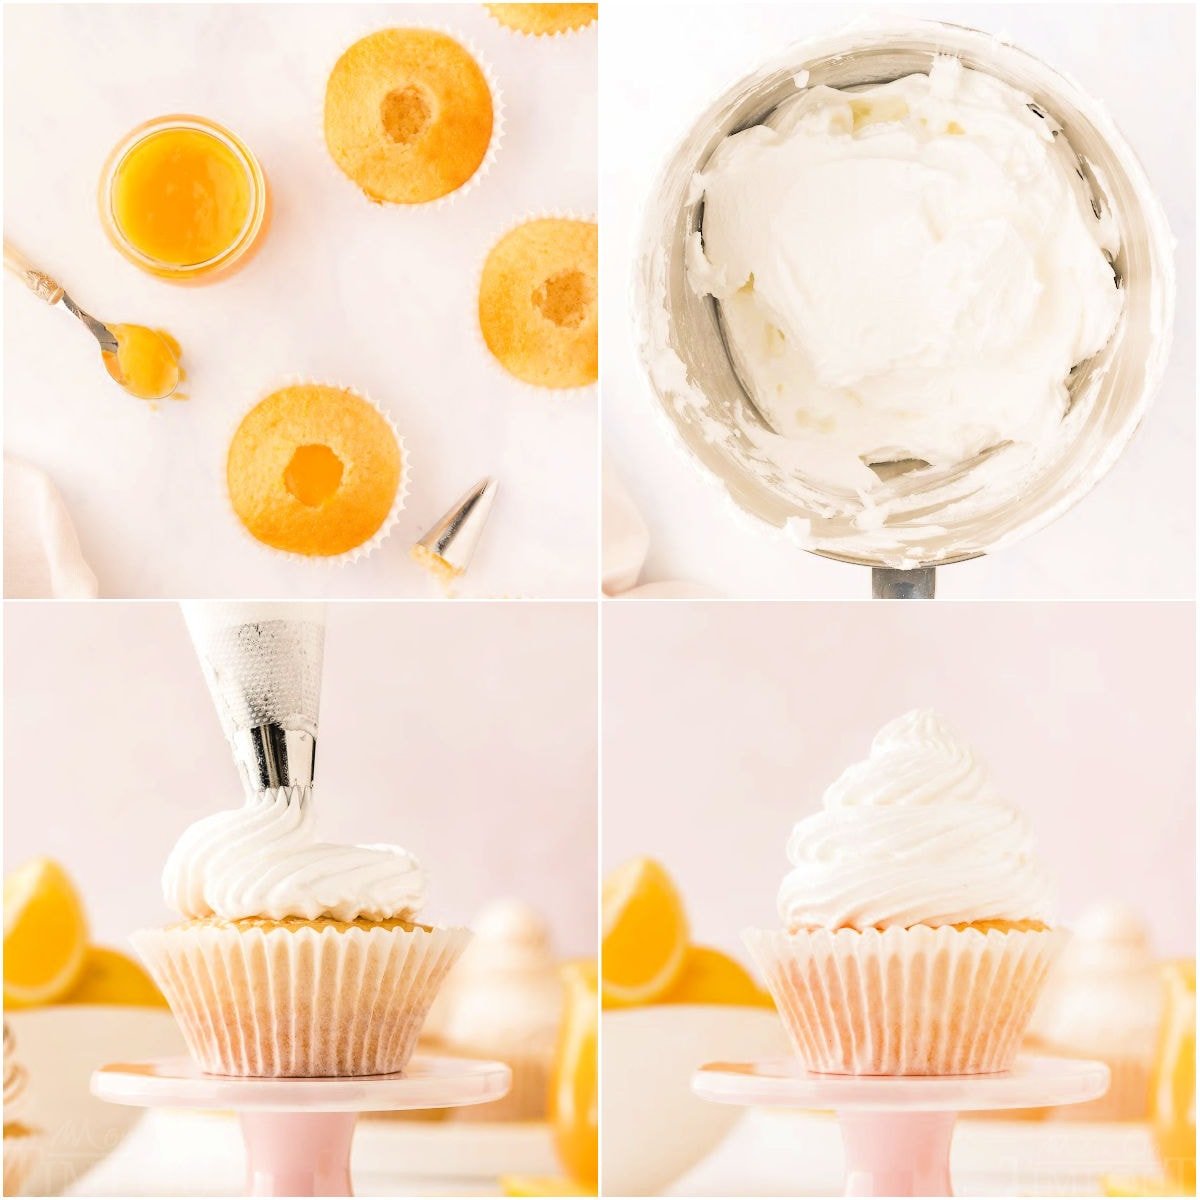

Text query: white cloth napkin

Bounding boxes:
[603,460,720,598]
[4,456,98,598]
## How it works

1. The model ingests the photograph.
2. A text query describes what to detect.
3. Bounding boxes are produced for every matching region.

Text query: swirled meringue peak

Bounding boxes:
[778,710,1053,931]
[163,785,427,923]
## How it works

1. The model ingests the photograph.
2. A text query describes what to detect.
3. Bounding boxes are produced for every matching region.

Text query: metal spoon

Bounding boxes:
[4,239,118,353]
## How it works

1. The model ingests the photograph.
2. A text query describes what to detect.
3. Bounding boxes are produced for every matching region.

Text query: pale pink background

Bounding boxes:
[4,601,597,955]
[603,602,1195,957]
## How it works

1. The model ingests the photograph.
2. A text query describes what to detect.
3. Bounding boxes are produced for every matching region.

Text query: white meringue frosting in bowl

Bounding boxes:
[689,57,1123,500]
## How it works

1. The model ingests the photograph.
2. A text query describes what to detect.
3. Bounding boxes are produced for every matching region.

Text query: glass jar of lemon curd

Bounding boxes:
[99,115,269,283]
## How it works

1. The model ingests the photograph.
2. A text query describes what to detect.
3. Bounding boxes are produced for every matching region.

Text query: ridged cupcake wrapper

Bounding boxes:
[223,375,410,568]
[473,208,599,400]
[318,21,506,213]
[484,5,599,40]
[744,925,1062,1076]
[132,923,470,1078]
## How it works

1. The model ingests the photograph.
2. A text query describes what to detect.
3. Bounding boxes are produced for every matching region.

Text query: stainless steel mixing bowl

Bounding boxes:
[635,19,1175,595]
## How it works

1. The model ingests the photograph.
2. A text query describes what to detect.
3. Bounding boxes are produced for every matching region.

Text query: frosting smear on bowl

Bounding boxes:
[690,57,1123,496]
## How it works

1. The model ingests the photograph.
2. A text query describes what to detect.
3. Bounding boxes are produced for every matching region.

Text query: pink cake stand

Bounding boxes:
[92,1053,511,1197]
[693,1054,1109,1197]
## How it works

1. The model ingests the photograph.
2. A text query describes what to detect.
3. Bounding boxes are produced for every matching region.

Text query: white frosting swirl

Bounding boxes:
[778,710,1052,930]
[163,786,426,923]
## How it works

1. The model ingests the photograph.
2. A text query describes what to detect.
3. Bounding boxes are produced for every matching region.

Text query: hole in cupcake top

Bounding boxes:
[380,86,433,146]
[531,268,594,329]
[284,444,344,507]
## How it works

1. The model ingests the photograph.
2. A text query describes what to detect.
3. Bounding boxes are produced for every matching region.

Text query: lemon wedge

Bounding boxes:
[601,857,688,1007]
[4,857,89,1007]
[659,944,774,1007]
[64,945,167,1007]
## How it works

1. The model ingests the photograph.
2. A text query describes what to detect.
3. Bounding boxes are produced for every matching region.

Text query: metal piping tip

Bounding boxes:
[412,477,498,586]
[182,603,326,798]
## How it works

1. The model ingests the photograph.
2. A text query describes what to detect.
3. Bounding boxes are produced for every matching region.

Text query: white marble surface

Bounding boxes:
[601,2,1195,599]
[4,4,597,598]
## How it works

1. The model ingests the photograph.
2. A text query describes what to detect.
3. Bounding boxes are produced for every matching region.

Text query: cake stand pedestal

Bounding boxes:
[92,1053,511,1197]
[693,1054,1109,1197]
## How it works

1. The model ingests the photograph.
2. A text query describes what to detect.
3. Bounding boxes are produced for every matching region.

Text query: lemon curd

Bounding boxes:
[102,324,183,401]
[101,116,268,282]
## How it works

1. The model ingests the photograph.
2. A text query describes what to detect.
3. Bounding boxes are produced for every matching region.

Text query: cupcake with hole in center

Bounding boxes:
[745,710,1060,1076]
[133,786,469,1077]
[227,383,406,561]
[324,28,496,205]
[479,218,598,389]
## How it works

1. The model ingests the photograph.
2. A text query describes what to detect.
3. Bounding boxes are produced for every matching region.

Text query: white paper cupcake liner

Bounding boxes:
[2,1130,43,1197]
[484,4,599,40]
[473,209,599,400]
[133,922,470,1078]
[318,22,506,212]
[223,375,410,568]
[745,925,1062,1076]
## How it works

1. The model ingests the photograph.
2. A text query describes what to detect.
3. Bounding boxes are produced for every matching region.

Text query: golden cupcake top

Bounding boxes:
[226,383,403,558]
[324,28,495,205]
[479,218,598,388]
[175,914,433,935]
[486,4,598,35]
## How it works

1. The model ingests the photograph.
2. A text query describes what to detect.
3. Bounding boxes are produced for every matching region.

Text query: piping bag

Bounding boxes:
[182,602,325,801]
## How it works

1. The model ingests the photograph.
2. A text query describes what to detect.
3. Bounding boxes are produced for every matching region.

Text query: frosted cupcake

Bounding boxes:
[133,786,468,1077]
[745,710,1059,1075]
[439,900,564,1121]
[1027,903,1162,1119]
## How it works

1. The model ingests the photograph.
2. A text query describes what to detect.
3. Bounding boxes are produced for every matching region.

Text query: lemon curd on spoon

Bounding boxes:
[101,324,184,402]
